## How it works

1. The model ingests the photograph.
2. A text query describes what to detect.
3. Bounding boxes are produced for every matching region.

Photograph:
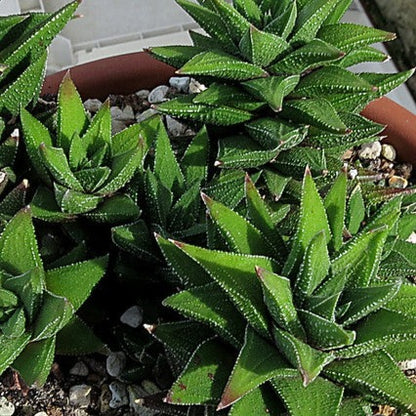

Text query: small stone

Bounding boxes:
[407,232,416,244]
[34,413,48,416]
[106,351,126,377]
[141,380,160,395]
[99,384,112,414]
[120,305,143,328]
[112,120,127,135]
[135,89,150,100]
[348,168,358,180]
[342,149,353,160]
[148,85,169,104]
[0,397,15,416]
[74,410,88,416]
[110,106,123,119]
[169,76,191,93]
[136,108,158,123]
[165,116,187,137]
[69,361,89,377]
[109,381,129,409]
[189,78,207,94]
[388,175,408,189]
[381,143,397,161]
[395,163,413,179]
[357,141,382,160]
[83,98,102,113]
[400,359,416,371]
[69,384,91,408]
[122,105,135,120]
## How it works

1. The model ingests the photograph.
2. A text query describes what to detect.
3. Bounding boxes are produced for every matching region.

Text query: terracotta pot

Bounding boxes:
[42,52,416,166]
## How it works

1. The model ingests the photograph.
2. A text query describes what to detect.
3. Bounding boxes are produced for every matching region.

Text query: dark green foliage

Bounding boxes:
[153,169,416,415]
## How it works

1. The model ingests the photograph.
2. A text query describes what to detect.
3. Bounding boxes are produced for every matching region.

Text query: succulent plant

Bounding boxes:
[148,168,416,415]
[21,74,144,224]
[112,115,210,264]
[0,207,108,386]
[150,0,414,177]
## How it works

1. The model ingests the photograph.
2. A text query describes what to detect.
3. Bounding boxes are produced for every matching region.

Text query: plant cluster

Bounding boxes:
[0,2,414,416]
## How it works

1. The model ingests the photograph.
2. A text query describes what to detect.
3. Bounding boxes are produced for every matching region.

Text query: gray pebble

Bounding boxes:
[165,116,187,137]
[136,108,158,123]
[120,305,143,328]
[106,351,126,377]
[83,99,102,113]
[69,361,89,377]
[69,384,91,408]
[109,381,129,409]
[389,175,408,189]
[141,380,160,395]
[122,105,135,120]
[148,85,170,104]
[127,385,158,415]
[358,141,382,160]
[381,143,397,161]
[169,76,191,93]
[0,397,15,416]
[135,89,150,100]
[112,120,127,135]
[99,384,112,414]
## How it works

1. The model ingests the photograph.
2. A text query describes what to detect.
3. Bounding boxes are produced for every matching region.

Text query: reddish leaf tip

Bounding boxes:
[304,165,312,176]
[201,192,212,206]
[18,179,29,190]
[172,240,185,249]
[214,160,223,167]
[143,323,157,334]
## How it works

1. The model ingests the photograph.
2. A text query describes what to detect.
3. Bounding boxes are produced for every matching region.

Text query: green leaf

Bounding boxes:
[0,128,18,169]
[239,26,289,67]
[81,100,112,150]
[273,326,334,386]
[229,385,284,416]
[74,167,111,193]
[271,375,343,416]
[0,180,28,217]
[298,309,355,350]
[245,117,307,149]
[274,147,327,177]
[84,194,140,223]
[55,315,105,355]
[0,307,25,338]
[324,351,416,413]
[256,267,305,338]
[338,46,388,68]
[181,126,209,186]
[57,72,89,153]
[218,327,291,410]
[281,98,347,134]
[323,0,353,25]
[32,291,74,341]
[270,39,343,75]
[12,337,55,386]
[175,0,235,51]
[31,186,75,222]
[0,208,42,275]
[155,95,253,126]
[163,283,245,348]
[324,169,347,251]
[295,230,330,299]
[39,144,83,192]
[149,45,204,68]
[360,69,415,97]
[154,118,184,193]
[385,283,416,317]
[339,281,401,326]
[45,256,108,311]
[233,0,262,27]
[58,187,103,215]
[20,107,53,184]
[265,1,297,39]
[165,338,234,405]
[0,333,31,376]
[176,241,276,337]
[338,399,372,416]
[0,52,47,116]
[156,234,212,287]
[177,51,268,80]
[346,184,365,234]
[243,76,300,112]
[283,168,331,276]
[318,23,396,53]
[291,0,341,44]
[193,83,264,112]
[98,142,144,195]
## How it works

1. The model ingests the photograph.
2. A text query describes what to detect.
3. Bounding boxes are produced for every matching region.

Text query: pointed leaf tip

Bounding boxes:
[201,192,213,206]
[143,323,157,334]
[304,165,312,176]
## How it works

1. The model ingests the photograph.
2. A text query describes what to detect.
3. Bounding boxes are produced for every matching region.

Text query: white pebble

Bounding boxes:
[189,78,207,94]
[34,412,48,416]
[348,168,358,180]
[165,116,187,137]
[388,175,408,189]
[407,232,416,244]
[358,141,382,160]
[120,305,143,328]
[400,359,416,370]
[106,351,126,377]
[69,361,89,377]
[381,143,397,161]
[169,76,191,93]
[148,85,169,104]
[0,397,15,416]
[109,382,129,409]
[69,385,91,408]
[83,99,102,113]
